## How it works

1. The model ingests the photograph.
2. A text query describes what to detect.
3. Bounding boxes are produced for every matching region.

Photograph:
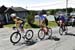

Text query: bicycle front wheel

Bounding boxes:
[10,32,21,44]
[59,27,63,35]
[38,29,45,40]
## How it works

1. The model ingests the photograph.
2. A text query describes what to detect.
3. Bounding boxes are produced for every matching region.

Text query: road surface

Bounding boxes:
[0,26,75,50]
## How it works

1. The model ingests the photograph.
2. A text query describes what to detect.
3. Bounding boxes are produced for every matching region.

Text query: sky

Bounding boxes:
[0,0,75,10]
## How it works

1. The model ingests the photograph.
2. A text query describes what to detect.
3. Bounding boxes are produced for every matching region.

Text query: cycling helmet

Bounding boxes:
[38,10,47,16]
[11,13,16,17]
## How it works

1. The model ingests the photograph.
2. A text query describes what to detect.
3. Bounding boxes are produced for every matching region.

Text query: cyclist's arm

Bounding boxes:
[39,18,45,26]
[39,20,43,26]
[17,20,23,24]
[13,19,19,28]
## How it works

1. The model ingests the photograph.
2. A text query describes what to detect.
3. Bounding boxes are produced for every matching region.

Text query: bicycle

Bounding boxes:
[10,27,34,44]
[38,27,52,40]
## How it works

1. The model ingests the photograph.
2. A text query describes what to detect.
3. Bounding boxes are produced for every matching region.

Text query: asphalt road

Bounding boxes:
[0,26,75,50]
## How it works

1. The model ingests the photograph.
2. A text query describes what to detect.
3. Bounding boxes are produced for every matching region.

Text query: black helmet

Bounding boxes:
[41,10,46,14]
[38,10,46,16]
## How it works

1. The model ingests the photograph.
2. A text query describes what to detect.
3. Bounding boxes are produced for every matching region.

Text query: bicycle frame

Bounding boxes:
[40,27,48,33]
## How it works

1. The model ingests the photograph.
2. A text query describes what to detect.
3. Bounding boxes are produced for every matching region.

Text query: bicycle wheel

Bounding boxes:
[65,27,68,34]
[25,30,34,40]
[48,28,52,38]
[38,29,45,40]
[59,27,63,35]
[10,32,21,44]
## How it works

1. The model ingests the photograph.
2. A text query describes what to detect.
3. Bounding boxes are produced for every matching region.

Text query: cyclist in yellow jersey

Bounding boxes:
[11,14,25,33]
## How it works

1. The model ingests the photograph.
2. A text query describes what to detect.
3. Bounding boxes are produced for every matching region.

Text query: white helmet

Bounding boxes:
[11,13,16,17]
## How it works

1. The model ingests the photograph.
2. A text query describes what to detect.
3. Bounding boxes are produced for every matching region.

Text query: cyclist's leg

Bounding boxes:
[59,20,62,28]
[62,22,66,31]
[43,24,48,35]
[20,23,24,33]
[40,24,47,33]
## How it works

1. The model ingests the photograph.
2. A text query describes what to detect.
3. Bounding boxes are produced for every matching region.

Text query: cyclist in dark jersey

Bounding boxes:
[58,14,66,31]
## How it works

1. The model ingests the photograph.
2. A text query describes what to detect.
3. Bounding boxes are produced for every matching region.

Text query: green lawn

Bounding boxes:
[4,21,57,28]
[34,21,58,28]
[48,21,58,28]
[4,24,14,28]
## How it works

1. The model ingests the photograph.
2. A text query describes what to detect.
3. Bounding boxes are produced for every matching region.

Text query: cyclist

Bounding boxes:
[39,11,48,35]
[11,13,25,33]
[58,14,66,31]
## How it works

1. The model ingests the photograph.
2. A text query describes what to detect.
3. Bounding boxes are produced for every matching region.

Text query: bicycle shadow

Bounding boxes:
[25,40,37,46]
[14,39,37,46]
[45,36,60,41]
[65,32,75,36]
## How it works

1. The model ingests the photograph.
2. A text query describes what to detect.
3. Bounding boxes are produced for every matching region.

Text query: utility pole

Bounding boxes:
[66,0,68,17]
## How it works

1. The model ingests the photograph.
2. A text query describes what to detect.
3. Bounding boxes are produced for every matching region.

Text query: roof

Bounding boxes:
[4,8,15,13]
[0,5,7,13]
[0,5,28,13]
[11,7,27,12]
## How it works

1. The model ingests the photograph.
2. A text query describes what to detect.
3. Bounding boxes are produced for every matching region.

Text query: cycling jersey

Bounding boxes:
[59,16,65,22]
[40,15,45,21]
[13,18,25,29]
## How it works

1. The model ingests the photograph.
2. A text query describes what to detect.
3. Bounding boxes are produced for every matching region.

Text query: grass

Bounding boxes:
[4,24,14,28]
[48,21,58,28]
[34,21,58,28]
[4,21,58,28]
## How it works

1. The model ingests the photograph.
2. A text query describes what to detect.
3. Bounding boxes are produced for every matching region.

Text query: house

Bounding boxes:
[0,5,28,24]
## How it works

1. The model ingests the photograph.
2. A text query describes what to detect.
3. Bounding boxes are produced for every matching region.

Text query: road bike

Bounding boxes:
[10,27,34,44]
[38,27,52,40]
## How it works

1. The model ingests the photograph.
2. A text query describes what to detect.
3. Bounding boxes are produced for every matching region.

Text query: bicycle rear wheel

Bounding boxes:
[10,32,21,44]
[25,30,34,40]
[48,28,52,38]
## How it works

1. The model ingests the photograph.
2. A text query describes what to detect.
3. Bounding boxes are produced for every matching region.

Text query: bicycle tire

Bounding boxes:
[59,27,63,35]
[48,28,52,38]
[10,32,21,44]
[25,30,34,40]
[38,29,45,40]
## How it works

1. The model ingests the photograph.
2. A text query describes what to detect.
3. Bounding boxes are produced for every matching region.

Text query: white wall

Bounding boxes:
[35,15,55,21]
[35,15,39,21]
[47,15,55,21]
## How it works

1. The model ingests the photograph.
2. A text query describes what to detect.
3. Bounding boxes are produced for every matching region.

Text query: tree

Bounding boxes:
[50,10,55,15]
[67,7,73,13]
[27,10,37,23]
